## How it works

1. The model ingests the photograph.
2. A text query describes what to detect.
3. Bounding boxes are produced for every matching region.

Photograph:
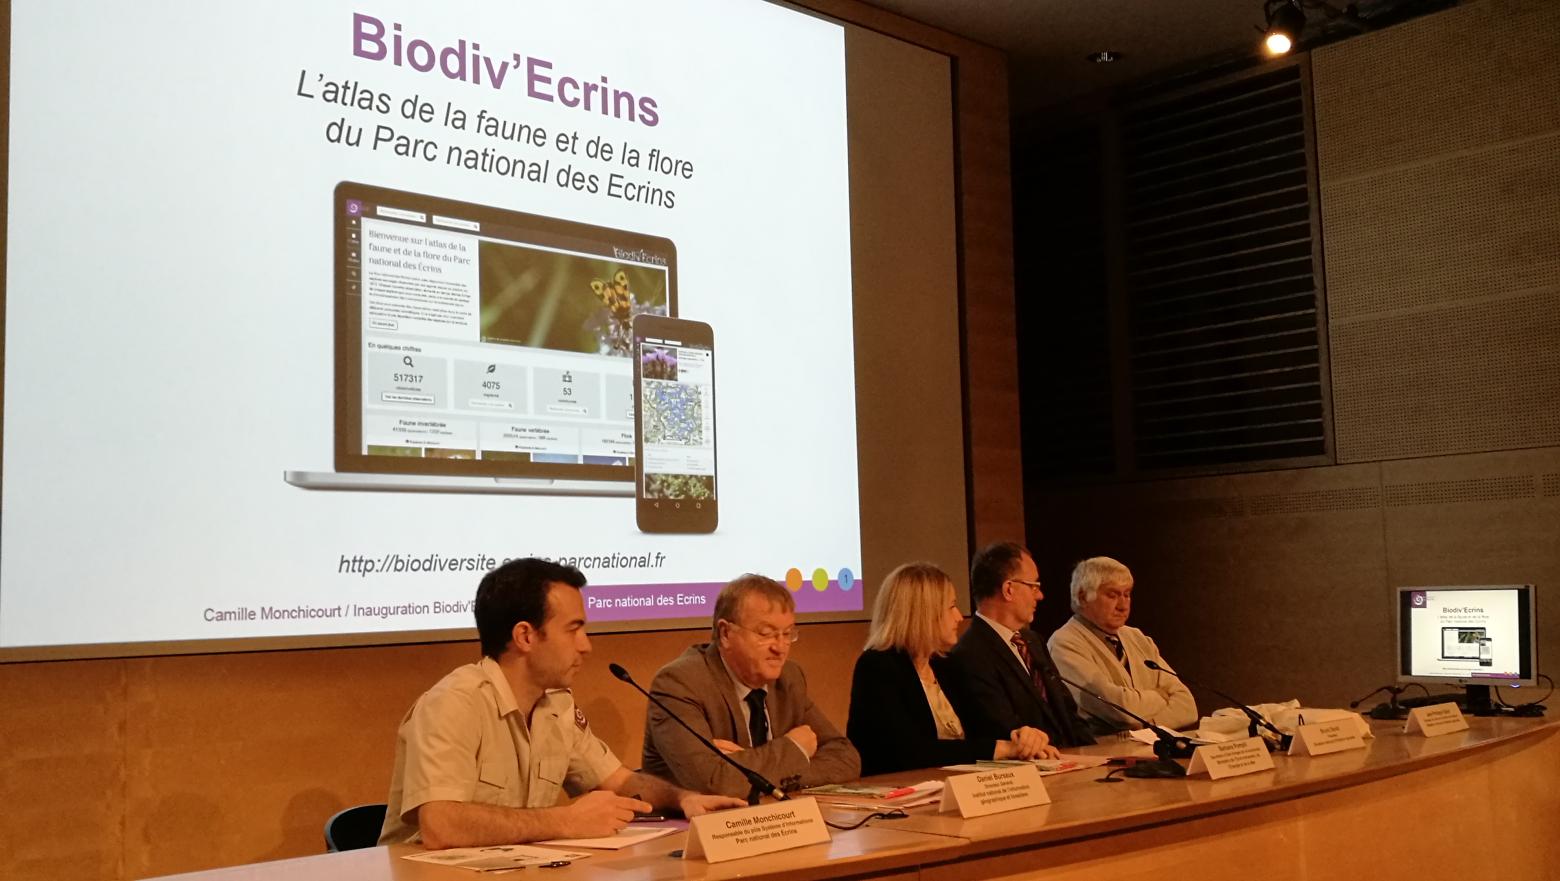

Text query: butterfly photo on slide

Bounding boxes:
[478,245,667,358]
[589,268,664,356]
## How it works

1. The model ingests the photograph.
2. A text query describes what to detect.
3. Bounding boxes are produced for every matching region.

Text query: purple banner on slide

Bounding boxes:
[582,581,863,622]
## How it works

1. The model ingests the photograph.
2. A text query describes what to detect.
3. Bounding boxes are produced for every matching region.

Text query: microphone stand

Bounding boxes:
[609,663,787,806]
[1056,674,1193,778]
[1143,660,1293,751]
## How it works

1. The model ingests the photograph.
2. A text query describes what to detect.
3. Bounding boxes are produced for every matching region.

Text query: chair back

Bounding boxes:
[324,803,388,852]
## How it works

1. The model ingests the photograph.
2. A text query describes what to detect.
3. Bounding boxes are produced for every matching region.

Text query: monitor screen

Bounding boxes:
[1396,585,1538,687]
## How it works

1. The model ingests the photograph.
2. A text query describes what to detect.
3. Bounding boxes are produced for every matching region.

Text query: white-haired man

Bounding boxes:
[1047,557,1197,731]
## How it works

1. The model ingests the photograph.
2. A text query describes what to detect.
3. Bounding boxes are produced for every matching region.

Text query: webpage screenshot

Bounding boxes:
[343,188,673,468]
[639,337,715,500]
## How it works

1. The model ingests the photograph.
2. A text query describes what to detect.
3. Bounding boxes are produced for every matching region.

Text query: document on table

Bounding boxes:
[810,780,945,809]
[538,825,681,850]
[942,755,1109,775]
[401,844,590,871]
[1128,728,1219,746]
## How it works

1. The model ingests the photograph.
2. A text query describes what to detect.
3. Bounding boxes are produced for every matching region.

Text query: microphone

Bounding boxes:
[1348,684,1414,720]
[608,663,787,805]
[1055,673,1195,760]
[1055,673,1191,779]
[1142,659,1293,751]
[1347,685,1391,709]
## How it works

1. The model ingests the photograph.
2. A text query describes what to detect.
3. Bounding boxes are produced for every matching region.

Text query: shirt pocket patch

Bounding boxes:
[536,754,568,785]
[476,759,515,799]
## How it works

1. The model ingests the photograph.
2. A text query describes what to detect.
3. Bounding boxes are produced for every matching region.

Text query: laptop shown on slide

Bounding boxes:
[1440,627,1488,662]
[285,182,677,495]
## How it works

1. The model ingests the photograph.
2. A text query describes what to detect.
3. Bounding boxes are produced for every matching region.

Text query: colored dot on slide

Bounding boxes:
[811,568,829,591]
[785,568,804,591]
[838,568,855,591]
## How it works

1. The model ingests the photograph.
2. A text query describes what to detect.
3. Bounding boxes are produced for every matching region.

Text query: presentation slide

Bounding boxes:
[2,0,873,653]
[1403,588,1526,680]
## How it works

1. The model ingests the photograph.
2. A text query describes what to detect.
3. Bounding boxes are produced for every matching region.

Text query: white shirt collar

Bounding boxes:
[720,650,763,700]
[976,610,1021,645]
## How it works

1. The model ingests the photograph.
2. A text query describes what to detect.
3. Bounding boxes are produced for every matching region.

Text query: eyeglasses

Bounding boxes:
[726,621,801,645]
[1007,579,1043,593]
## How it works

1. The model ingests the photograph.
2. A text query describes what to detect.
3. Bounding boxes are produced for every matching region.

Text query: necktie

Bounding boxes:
[1105,634,1129,669]
[745,688,769,746]
[1009,632,1047,700]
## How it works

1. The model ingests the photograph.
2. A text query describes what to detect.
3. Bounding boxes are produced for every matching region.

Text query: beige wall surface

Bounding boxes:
[0,2,1016,879]
[1029,0,1559,714]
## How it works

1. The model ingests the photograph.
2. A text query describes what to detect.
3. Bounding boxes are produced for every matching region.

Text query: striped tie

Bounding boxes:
[1010,632,1047,700]
[1106,634,1127,665]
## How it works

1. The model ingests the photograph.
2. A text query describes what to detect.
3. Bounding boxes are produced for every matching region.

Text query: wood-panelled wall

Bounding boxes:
[0,624,870,879]
[0,4,1016,879]
[1027,0,1559,714]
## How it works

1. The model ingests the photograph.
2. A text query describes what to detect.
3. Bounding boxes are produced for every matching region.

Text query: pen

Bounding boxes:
[882,786,917,799]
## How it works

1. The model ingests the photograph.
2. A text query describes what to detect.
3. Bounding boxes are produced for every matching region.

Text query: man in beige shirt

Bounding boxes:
[380,558,744,848]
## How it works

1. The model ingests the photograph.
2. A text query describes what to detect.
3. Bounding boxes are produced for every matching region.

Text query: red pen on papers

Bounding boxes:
[882,785,918,799]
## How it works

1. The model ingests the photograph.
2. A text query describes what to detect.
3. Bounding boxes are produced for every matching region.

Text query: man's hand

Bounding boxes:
[1009,726,1060,760]
[711,738,743,755]
[678,793,748,818]
[782,724,817,758]
[562,790,652,838]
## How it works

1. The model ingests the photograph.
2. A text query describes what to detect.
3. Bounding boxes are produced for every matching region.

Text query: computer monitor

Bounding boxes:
[1396,585,1539,714]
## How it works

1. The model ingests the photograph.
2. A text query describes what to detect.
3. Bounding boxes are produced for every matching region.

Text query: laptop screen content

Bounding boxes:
[335,182,677,483]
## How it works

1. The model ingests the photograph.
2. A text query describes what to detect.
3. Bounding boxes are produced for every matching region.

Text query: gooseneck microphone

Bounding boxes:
[1142,659,1293,751]
[1056,674,1191,779]
[608,663,787,806]
[1056,673,1195,761]
[1348,683,1413,719]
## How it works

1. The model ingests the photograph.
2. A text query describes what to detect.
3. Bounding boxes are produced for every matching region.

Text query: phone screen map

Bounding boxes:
[639,340,715,501]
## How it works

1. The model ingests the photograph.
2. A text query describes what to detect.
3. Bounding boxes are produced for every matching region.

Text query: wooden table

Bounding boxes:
[149,717,1560,881]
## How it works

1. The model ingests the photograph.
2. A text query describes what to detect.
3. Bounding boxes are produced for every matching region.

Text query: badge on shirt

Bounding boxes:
[574,706,589,731]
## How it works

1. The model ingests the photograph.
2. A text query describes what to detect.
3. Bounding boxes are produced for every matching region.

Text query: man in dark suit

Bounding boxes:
[944,542,1095,748]
[641,574,860,799]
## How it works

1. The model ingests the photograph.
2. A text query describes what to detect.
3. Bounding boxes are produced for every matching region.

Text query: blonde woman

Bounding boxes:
[847,563,1057,776]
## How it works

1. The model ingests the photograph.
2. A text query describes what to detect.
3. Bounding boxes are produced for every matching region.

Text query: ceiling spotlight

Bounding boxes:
[1263,0,1307,55]
[1086,50,1122,64]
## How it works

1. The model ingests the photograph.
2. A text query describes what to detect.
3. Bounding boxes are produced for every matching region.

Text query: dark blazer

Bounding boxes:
[846,648,998,776]
[641,643,860,798]
[943,616,1094,748]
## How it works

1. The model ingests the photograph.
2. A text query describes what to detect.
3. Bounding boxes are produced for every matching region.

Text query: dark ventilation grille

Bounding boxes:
[1013,124,1115,479]
[1121,65,1328,471]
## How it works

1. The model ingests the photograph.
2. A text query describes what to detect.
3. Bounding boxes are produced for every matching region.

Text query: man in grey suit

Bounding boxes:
[642,574,860,799]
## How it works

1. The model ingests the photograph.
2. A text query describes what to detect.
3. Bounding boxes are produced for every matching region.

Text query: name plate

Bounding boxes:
[938,763,1050,818]
[683,797,830,863]
[1404,703,1469,738]
[1288,720,1367,757]
[1186,737,1275,779]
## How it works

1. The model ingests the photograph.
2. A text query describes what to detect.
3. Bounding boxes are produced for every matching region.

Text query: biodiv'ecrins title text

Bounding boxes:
[296,12,697,209]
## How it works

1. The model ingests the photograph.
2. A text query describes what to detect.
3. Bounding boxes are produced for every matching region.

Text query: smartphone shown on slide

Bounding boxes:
[632,315,717,534]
